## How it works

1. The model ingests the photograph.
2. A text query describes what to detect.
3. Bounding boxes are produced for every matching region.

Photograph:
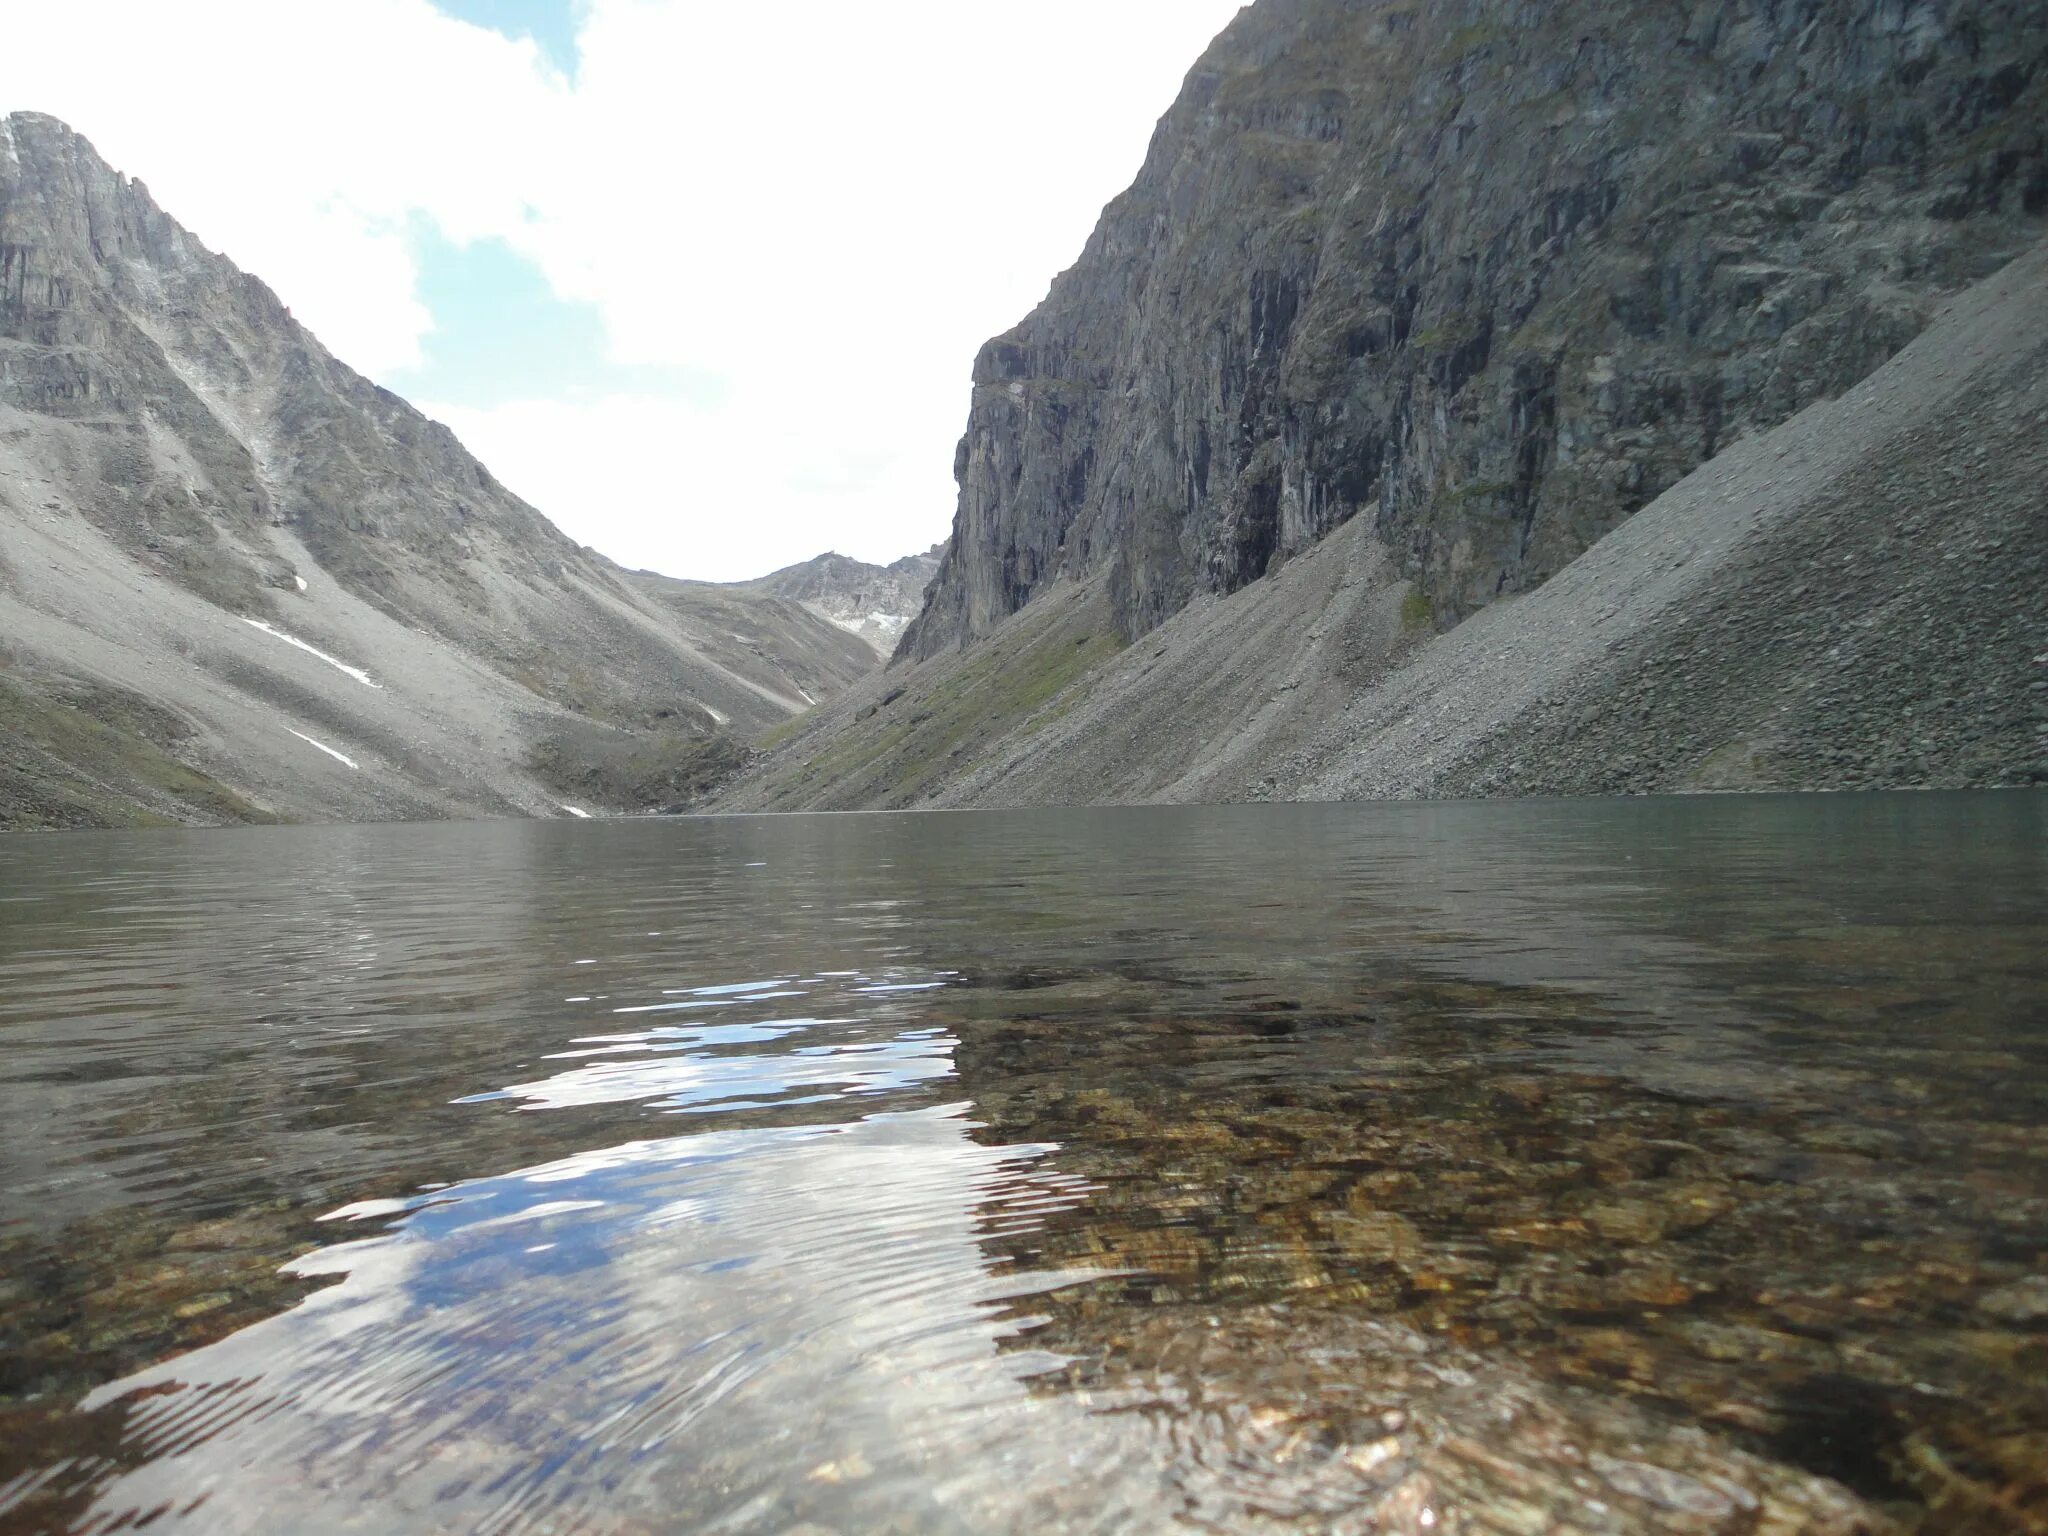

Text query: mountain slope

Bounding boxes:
[900,0,2045,663]
[0,112,875,828]
[715,239,2045,811]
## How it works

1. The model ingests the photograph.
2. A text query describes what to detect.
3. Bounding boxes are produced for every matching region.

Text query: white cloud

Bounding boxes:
[1,0,1246,580]
[422,388,955,579]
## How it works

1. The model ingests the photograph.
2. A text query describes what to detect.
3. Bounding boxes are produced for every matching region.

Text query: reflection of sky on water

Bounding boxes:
[78,1105,1118,1535]
[458,1017,957,1113]
[454,968,963,1114]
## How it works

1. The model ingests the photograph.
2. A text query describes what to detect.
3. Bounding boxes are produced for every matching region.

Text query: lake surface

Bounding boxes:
[1,795,2043,1535]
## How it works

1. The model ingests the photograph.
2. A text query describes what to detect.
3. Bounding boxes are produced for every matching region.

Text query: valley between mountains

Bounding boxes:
[4,0,2044,829]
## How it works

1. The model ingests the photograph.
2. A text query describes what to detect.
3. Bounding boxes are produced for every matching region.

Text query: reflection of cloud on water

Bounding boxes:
[78,1106,1125,1535]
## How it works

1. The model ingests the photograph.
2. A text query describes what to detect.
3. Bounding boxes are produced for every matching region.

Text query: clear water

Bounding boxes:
[0,795,2043,1534]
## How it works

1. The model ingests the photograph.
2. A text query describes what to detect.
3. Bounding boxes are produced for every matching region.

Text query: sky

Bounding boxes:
[0,0,1246,580]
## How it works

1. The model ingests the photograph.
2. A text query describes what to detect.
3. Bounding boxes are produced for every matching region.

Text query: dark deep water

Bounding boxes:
[0,794,2043,1534]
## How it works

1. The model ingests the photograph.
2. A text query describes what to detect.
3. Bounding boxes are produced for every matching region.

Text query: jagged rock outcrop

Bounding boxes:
[0,112,875,827]
[730,545,942,657]
[900,0,2046,661]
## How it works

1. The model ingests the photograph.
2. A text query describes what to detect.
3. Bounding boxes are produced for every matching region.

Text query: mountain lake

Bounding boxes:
[1,794,2043,1534]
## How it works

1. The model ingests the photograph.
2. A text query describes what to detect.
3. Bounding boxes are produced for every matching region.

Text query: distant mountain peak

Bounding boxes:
[734,545,945,657]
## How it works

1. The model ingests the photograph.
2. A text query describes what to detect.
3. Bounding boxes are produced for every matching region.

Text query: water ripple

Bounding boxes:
[72,1107,1116,1535]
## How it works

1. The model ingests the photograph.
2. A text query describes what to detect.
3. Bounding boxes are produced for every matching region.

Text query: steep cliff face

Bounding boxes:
[0,113,875,827]
[900,0,2046,660]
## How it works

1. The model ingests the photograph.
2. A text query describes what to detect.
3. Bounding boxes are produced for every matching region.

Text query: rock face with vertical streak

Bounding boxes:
[0,112,876,827]
[900,0,2046,661]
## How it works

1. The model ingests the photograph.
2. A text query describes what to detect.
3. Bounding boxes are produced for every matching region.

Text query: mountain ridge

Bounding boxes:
[721,0,2045,810]
[0,110,876,827]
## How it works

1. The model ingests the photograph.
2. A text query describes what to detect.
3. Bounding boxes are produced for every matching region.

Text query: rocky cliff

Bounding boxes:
[0,112,875,827]
[900,0,2046,661]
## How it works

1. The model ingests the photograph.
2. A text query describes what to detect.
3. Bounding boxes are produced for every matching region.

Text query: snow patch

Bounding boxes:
[701,702,729,726]
[287,728,358,770]
[560,804,591,819]
[826,609,910,638]
[294,576,308,592]
[243,618,381,689]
